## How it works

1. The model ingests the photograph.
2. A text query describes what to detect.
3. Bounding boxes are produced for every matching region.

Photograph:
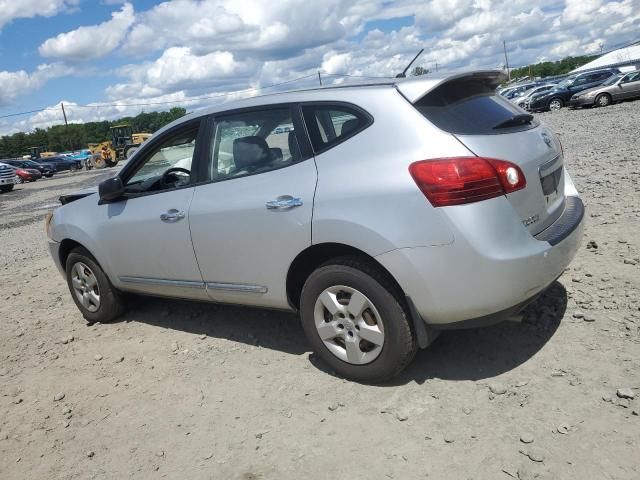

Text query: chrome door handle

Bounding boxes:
[265,195,303,211]
[160,209,185,222]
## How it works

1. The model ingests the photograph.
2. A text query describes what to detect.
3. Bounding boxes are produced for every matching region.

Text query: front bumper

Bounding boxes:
[48,240,65,277]
[569,96,595,107]
[0,177,15,185]
[376,194,585,326]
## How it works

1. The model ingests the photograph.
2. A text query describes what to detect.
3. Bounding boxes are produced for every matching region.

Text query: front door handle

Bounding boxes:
[265,195,303,211]
[160,209,186,222]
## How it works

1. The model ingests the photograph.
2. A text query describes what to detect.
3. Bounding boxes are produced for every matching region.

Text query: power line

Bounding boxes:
[0,73,319,120]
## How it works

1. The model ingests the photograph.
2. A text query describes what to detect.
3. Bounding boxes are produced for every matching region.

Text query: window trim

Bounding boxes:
[115,117,207,200]
[300,101,374,155]
[193,103,314,186]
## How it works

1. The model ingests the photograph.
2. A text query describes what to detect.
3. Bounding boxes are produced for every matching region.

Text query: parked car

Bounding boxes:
[513,84,557,110]
[36,156,82,172]
[502,82,539,100]
[3,159,55,177]
[14,167,42,183]
[46,71,584,382]
[528,69,620,111]
[569,71,640,108]
[0,162,17,192]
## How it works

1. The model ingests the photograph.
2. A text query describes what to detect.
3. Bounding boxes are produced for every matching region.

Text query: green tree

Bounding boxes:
[0,107,187,158]
[411,66,430,76]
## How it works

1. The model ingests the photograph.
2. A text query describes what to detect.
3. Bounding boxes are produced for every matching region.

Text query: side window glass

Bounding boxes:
[302,105,369,152]
[125,124,199,193]
[210,108,300,181]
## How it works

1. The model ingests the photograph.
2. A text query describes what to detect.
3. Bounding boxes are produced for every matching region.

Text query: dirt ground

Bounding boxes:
[1,101,639,480]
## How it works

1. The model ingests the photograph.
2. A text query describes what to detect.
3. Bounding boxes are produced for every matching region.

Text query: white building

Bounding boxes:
[572,43,640,73]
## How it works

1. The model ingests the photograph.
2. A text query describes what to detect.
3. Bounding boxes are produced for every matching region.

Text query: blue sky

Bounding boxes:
[1,0,639,134]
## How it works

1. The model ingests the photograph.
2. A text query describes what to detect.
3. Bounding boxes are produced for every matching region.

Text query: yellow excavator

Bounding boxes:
[88,125,151,168]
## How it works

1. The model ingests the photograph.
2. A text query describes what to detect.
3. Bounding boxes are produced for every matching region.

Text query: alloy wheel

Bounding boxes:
[313,285,385,365]
[549,99,562,111]
[71,262,101,312]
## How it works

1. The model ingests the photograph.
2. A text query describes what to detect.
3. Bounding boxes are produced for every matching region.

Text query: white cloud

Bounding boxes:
[4,0,640,135]
[0,63,70,107]
[0,0,80,29]
[39,2,135,61]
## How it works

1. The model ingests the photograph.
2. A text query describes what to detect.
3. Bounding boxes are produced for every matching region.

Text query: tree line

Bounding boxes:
[510,54,599,80]
[0,107,186,159]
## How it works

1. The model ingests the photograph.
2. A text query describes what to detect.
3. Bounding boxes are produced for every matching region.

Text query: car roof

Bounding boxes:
[159,70,505,131]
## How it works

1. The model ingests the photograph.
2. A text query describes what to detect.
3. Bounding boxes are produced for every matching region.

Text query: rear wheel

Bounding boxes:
[549,98,563,111]
[300,257,417,383]
[595,93,612,107]
[66,247,125,323]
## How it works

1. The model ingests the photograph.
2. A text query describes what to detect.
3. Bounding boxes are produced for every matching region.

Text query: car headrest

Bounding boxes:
[340,118,360,136]
[233,136,271,170]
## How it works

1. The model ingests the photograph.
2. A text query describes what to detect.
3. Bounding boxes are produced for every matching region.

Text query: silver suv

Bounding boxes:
[46,71,584,382]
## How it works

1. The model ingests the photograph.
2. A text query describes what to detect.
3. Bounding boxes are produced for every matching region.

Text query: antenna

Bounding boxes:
[396,49,424,78]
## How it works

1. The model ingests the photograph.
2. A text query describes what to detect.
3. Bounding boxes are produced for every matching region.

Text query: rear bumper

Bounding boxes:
[376,194,585,326]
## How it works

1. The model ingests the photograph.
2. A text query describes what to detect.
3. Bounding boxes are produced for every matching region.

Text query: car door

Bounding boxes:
[189,105,316,309]
[95,119,209,300]
[619,72,640,99]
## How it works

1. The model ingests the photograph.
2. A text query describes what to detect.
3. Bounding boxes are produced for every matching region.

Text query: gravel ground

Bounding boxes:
[1,101,639,480]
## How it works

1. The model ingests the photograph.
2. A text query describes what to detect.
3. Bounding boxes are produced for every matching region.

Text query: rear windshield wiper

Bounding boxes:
[493,113,534,130]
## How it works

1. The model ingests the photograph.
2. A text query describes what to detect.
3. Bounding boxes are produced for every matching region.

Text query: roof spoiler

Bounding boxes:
[395,70,508,103]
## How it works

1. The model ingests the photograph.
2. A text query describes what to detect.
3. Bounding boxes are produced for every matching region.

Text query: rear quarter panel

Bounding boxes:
[311,88,470,255]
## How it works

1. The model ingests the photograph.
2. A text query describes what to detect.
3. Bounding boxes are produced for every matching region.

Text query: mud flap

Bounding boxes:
[405,296,440,349]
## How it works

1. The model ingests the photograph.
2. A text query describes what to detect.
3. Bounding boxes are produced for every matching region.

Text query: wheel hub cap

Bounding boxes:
[71,262,100,313]
[313,285,384,365]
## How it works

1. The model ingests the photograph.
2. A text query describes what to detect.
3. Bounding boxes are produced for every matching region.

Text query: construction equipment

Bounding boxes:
[28,146,58,159]
[88,125,151,168]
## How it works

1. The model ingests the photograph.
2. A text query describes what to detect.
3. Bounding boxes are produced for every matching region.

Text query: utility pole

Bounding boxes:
[434,62,439,72]
[318,71,322,86]
[61,102,68,126]
[503,40,511,81]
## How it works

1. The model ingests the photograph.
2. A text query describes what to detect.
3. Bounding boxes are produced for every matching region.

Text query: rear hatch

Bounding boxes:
[400,72,565,235]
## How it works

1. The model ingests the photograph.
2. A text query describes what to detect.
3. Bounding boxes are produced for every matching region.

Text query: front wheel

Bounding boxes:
[0,185,13,193]
[300,257,417,383]
[595,93,612,107]
[15,176,23,184]
[66,247,125,323]
[549,98,563,111]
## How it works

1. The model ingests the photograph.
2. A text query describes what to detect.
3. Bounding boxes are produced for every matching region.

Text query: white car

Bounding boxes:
[46,71,584,382]
[0,162,17,193]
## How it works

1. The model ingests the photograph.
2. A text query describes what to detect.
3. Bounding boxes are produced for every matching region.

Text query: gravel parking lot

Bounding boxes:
[1,102,639,480]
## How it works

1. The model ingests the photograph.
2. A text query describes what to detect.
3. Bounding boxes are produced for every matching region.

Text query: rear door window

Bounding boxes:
[415,77,539,135]
[301,104,371,153]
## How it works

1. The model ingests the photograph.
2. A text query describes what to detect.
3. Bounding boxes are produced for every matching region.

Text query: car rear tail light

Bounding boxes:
[408,157,526,207]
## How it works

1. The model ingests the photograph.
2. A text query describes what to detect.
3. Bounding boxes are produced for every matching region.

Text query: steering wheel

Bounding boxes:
[161,167,191,188]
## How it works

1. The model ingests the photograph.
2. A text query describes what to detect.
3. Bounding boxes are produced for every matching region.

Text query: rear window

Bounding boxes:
[301,104,371,153]
[415,78,538,135]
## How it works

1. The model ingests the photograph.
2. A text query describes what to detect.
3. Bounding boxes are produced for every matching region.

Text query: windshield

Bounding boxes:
[602,74,622,86]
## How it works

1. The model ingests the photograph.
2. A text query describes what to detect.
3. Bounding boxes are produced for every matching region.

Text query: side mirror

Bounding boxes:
[99,176,124,203]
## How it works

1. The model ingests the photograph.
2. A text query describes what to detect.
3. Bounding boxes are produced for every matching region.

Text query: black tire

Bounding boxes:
[15,176,23,184]
[595,93,612,107]
[65,247,125,323]
[0,185,13,193]
[300,256,417,383]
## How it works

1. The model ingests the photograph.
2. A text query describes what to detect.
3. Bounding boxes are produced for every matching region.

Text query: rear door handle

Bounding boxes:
[160,209,186,222]
[265,195,303,211]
